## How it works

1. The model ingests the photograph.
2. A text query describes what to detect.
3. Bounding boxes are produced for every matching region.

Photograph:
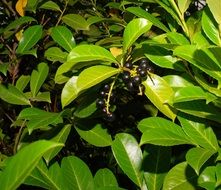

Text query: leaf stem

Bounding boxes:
[13,121,26,154]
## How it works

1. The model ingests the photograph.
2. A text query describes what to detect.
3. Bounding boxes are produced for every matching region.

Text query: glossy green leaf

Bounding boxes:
[143,73,176,120]
[40,1,61,12]
[87,16,106,26]
[198,166,216,190]
[174,100,221,123]
[123,18,152,52]
[143,45,183,70]
[97,187,125,190]
[0,140,63,190]
[0,62,9,76]
[61,76,78,107]
[45,47,68,63]
[177,0,191,16]
[172,86,217,104]
[30,62,49,97]
[18,108,63,134]
[62,14,89,30]
[140,119,191,146]
[29,92,51,103]
[167,32,190,45]
[206,0,221,27]
[186,147,215,175]
[112,133,143,187]
[75,122,112,147]
[178,116,219,151]
[0,84,30,105]
[138,116,183,133]
[55,45,118,81]
[16,75,30,92]
[4,16,36,33]
[16,25,43,54]
[143,145,171,190]
[202,7,221,46]
[162,75,193,90]
[126,7,169,32]
[215,163,221,187]
[174,45,221,82]
[25,159,62,190]
[77,65,119,92]
[61,156,94,190]
[94,168,118,188]
[74,95,97,118]
[51,26,76,52]
[44,125,71,164]
[163,162,197,190]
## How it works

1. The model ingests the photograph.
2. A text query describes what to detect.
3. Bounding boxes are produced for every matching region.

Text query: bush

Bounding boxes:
[1,0,221,189]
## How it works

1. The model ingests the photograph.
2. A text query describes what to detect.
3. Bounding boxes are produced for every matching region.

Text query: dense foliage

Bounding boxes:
[1,0,221,189]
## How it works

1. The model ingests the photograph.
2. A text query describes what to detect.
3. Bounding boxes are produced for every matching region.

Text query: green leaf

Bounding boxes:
[55,45,118,81]
[74,95,97,118]
[162,75,193,90]
[0,140,63,190]
[94,168,118,188]
[140,118,191,146]
[45,47,68,63]
[16,25,43,54]
[16,75,30,92]
[39,1,61,12]
[97,187,125,190]
[18,108,63,134]
[143,45,183,70]
[44,124,71,164]
[30,92,51,103]
[30,62,49,97]
[77,65,120,92]
[216,163,221,187]
[143,145,171,190]
[51,26,76,52]
[111,133,143,187]
[172,86,217,104]
[166,32,190,45]
[75,122,112,147]
[186,147,215,175]
[0,84,30,105]
[143,73,176,120]
[61,76,78,107]
[25,159,62,190]
[0,62,9,76]
[206,0,221,27]
[123,18,152,52]
[202,7,221,46]
[174,100,221,123]
[174,45,221,82]
[163,162,197,190]
[62,14,89,30]
[198,166,216,190]
[4,16,36,34]
[61,156,94,190]
[178,116,219,151]
[177,0,191,17]
[126,7,169,32]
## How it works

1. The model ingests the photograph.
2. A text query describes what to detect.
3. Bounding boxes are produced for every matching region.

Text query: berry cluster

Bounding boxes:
[122,58,151,94]
[96,84,116,122]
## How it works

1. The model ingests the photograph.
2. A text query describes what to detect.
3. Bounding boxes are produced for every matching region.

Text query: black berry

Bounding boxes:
[96,99,105,108]
[126,81,135,91]
[103,84,110,92]
[124,62,133,69]
[132,75,142,86]
[122,71,131,82]
[139,58,148,67]
[104,112,116,122]
[100,90,106,97]
[138,69,147,77]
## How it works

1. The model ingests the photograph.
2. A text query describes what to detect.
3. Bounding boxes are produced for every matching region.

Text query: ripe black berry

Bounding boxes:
[132,75,142,86]
[122,71,131,82]
[103,84,110,92]
[138,69,147,77]
[126,81,135,91]
[139,58,148,67]
[96,99,105,108]
[100,90,107,97]
[104,112,116,122]
[124,62,133,69]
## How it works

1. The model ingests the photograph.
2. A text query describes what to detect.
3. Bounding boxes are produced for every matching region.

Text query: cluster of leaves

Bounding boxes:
[1,0,221,189]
